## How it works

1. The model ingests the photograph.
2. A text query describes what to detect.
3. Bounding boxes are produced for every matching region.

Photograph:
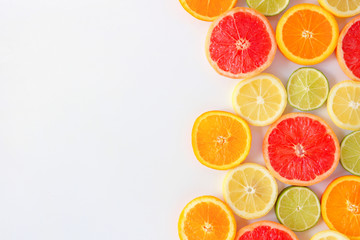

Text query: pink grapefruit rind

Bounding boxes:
[205,7,276,79]
[337,15,360,82]
[236,221,299,240]
[263,113,340,186]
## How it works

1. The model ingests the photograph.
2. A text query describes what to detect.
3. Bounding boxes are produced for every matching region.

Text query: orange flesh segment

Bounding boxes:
[185,0,233,18]
[196,115,248,166]
[184,202,230,240]
[282,9,332,59]
[326,180,360,237]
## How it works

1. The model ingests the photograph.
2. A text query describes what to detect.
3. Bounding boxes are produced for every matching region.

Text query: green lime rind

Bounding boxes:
[246,0,290,16]
[286,67,329,111]
[275,186,321,232]
[340,130,360,176]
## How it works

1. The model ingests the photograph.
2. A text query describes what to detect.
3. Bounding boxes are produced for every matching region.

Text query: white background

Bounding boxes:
[0,0,357,239]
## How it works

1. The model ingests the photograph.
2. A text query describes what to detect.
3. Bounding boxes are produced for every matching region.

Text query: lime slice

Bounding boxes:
[275,186,321,232]
[341,130,360,176]
[287,67,329,111]
[246,0,289,16]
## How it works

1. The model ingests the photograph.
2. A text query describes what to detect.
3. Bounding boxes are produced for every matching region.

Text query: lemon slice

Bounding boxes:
[310,230,350,240]
[232,73,287,126]
[318,0,360,17]
[223,163,278,219]
[246,0,289,16]
[327,80,360,130]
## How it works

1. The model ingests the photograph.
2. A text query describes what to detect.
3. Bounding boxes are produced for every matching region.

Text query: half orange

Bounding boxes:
[178,196,236,240]
[179,0,237,21]
[192,111,251,170]
[322,175,360,240]
[276,4,338,65]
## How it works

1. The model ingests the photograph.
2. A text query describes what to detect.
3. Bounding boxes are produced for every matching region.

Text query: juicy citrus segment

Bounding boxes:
[337,16,360,82]
[236,221,299,240]
[192,111,251,170]
[263,113,340,186]
[327,81,360,130]
[287,67,329,111]
[310,230,350,240]
[246,0,289,16]
[341,131,360,176]
[318,0,360,17]
[322,176,360,240]
[223,163,278,219]
[275,186,321,232]
[232,73,287,126]
[179,0,237,21]
[276,4,339,65]
[178,196,236,240]
[206,7,276,79]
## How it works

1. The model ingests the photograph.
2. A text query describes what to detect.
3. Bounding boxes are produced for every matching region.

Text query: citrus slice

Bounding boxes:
[318,0,360,17]
[275,186,321,232]
[322,175,360,240]
[179,0,237,21]
[310,230,350,240]
[223,163,278,219]
[263,113,340,186]
[287,67,329,111]
[236,221,299,240]
[232,73,287,126]
[336,15,360,82]
[246,0,289,16]
[178,196,236,240]
[192,111,251,170]
[341,131,360,176]
[276,4,339,65]
[327,80,360,130]
[205,7,276,79]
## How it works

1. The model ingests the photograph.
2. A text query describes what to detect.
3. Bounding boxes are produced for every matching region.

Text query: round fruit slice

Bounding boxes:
[327,80,360,130]
[275,186,321,232]
[246,0,289,16]
[192,111,251,170]
[236,221,299,240]
[310,230,350,240]
[318,0,360,18]
[322,176,360,240]
[232,73,287,126]
[223,163,278,219]
[263,112,340,186]
[206,7,276,79]
[341,131,360,176]
[178,196,236,240]
[276,4,339,65]
[287,67,329,111]
[337,15,360,82]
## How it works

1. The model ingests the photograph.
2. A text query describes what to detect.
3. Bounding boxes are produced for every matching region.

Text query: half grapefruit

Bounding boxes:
[205,7,276,79]
[263,113,340,186]
[236,221,299,240]
[337,15,360,81]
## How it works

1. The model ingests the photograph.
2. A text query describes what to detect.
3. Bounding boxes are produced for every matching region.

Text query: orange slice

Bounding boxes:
[178,196,236,240]
[179,0,237,21]
[192,111,251,170]
[322,175,360,240]
[276,3,339,65]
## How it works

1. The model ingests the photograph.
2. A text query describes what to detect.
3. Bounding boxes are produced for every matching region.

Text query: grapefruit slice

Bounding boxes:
[205,7,276,79]
[263,113,340,186]
[337,15,360,81]
[236,221,299,240]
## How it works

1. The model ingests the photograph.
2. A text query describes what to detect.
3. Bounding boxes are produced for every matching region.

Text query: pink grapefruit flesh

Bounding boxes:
[236,221,298,240]
[337,15,360,81]
[205,7,276,79]
[263,113,340,186]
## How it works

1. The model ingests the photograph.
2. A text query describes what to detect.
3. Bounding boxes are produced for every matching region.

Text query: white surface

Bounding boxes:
[0,0,356,239]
